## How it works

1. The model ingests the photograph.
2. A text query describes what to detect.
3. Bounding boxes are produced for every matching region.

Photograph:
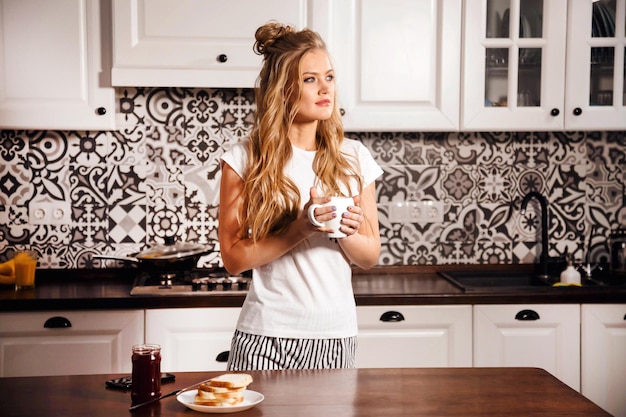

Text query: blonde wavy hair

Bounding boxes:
[241,22,363,242]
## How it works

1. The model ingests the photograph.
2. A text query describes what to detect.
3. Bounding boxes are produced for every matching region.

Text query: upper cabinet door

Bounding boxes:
[0,0,115,130]
[314,0,461,131]
[462,0,568,131]
[112,0,309,87]
[566,0,626,130]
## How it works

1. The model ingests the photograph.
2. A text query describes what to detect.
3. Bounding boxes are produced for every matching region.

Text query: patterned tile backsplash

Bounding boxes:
[0,87,624,269]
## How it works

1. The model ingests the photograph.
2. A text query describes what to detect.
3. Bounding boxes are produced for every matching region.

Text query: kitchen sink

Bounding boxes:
[438,270,554,292]
[439,268,621,292]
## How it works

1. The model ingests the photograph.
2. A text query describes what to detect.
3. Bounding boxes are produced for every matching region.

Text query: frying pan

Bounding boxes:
[93,237,213,271]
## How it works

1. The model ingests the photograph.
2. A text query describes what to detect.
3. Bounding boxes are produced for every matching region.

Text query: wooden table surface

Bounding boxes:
[0,367,611,417]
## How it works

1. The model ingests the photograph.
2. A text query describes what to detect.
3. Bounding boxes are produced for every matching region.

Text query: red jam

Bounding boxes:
[131,344,162,404]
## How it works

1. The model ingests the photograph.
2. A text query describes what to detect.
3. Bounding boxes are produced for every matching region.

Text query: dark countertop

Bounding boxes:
[0,368,611,417]
[1,265,624,312]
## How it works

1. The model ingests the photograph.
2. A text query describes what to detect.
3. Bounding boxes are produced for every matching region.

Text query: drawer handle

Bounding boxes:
[44,316,72,328]
[215,351,230,362]
[515,309,540,321]
[217,54,228,63]
[379,311,405,322]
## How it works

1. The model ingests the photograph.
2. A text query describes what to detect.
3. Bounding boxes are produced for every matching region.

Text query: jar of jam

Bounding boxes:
[131,344,162,404]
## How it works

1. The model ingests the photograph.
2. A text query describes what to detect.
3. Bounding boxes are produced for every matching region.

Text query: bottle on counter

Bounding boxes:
[560,257,581,285]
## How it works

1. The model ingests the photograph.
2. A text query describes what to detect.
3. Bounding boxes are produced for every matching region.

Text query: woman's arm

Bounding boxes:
[336,181,381,269]
[218,162,323,275]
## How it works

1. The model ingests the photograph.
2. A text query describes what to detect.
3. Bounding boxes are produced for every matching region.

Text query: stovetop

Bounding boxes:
[130,268,251,296]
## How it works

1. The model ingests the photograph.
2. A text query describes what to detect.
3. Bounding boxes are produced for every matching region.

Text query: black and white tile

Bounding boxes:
[0,87,624,269]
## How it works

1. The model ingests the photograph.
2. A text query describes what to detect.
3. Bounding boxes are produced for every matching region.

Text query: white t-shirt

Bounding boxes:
[221,138,383,338]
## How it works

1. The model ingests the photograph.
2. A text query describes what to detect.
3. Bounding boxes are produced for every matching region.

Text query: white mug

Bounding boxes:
[307,196,354,239]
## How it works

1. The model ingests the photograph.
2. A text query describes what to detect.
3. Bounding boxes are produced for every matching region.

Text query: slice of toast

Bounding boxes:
[193,395,245,407]
[206,373,253,389]
[196,386,244,400]
[193,373,253,407]
[198,384,245,394]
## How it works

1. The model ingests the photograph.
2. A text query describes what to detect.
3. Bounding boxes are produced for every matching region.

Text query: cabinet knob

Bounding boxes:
[550,108,559,117]
[515,309,540,321]
[215,351,230,362]
[217,54,228,63]
[96,107,106,116]
[379,311,405,322]
[43,316,72,328]
[339,108,346,116]
[573,107,582,116]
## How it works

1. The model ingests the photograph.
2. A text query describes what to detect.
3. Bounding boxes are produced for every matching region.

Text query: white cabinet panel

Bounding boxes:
[0,0,115,130]
[565,0,626,130]
[0,310,143,377]
[356,305,472,368]
[112,0,309,87]
[462,0,568,130]
[581,304,626,417]
[318,0,461,131]
[474,304,580,391]
[145,307,239,372]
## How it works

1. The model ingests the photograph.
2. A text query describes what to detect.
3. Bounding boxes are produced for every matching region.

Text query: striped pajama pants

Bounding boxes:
[226,329,357,371]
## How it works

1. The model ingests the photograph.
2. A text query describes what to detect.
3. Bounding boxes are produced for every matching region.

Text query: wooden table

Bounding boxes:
[0,368,610,416]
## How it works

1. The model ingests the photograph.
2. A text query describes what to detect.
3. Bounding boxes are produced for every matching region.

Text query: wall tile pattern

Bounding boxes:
[0,87,624,269]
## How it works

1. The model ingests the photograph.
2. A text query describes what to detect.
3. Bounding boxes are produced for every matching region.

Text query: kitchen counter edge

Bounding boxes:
[0,265,624,312]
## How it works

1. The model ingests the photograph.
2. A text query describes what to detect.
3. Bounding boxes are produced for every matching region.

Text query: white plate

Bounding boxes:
[177,389,264,414]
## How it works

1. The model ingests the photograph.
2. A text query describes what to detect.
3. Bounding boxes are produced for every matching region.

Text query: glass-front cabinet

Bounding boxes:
[462,0,626,131]
[567,0,626,130]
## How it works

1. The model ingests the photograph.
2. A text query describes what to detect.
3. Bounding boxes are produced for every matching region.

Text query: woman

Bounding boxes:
[219,22,382,370]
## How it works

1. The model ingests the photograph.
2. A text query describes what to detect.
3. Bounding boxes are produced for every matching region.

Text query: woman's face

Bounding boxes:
[293,49,335,124]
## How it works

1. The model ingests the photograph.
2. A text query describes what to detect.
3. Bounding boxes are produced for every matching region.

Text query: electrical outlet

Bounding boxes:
[29,201,72,225]
[388,201,444,223]
[389,202,408,222]
[424,201,444,223]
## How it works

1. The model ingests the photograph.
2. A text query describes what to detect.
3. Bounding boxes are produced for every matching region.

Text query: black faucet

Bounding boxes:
[521,191,550,279]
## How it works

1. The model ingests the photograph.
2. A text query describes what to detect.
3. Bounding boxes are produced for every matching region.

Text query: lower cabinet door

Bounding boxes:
[581,304,626,417]
[0,310,143,377]
[356,305,472,368]
[473,304,580,391]
[145,308,240,372]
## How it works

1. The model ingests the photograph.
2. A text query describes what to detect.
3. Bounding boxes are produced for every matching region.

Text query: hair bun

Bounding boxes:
[254,21,295,55]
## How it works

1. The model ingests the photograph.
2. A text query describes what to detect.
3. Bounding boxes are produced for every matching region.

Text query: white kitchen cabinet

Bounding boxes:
[316,0,461,131]
[0,0,115,130]
[462,0,626,131]
[356,305,472,368]
[473,304,580,391]
[0,310,143,377]
[145,307,239,372]
[462,0,568,130]
[581,304,626,417]
[111,0,310,87]
[566,0,626,130]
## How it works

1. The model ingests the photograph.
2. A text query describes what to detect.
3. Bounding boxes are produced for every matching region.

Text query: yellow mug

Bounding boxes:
[14,250,38,290]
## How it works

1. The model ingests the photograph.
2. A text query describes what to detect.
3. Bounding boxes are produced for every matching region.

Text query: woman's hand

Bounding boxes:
[338,195,364,237]
[305,189,365,237]
[303,188,334,234]
[336,182,381,269]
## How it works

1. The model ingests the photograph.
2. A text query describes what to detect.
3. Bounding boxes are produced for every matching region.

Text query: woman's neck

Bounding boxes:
[288,121,318,151]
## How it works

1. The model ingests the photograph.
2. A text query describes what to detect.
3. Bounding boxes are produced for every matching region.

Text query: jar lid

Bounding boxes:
[132,344,161,353]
